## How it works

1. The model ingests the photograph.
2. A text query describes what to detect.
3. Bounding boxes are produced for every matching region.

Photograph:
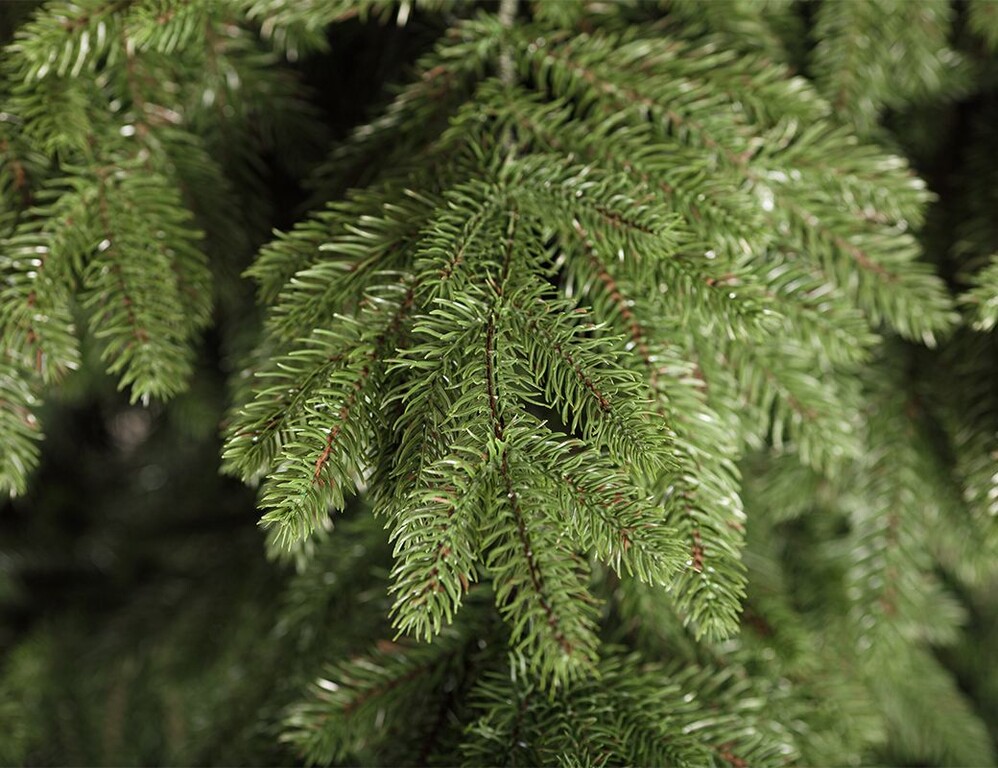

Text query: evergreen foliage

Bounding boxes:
[1,0,997,765]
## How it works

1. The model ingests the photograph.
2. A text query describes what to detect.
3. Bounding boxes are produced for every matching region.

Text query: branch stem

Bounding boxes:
[498,0,518,87]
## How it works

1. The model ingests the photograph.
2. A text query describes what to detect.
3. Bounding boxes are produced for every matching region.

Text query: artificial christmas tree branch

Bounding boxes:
[1,1,997,765]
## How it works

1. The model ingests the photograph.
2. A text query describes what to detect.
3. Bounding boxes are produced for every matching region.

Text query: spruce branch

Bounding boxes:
[961,254,998,332]
[4,1,998,764]
[0,360,42,496]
